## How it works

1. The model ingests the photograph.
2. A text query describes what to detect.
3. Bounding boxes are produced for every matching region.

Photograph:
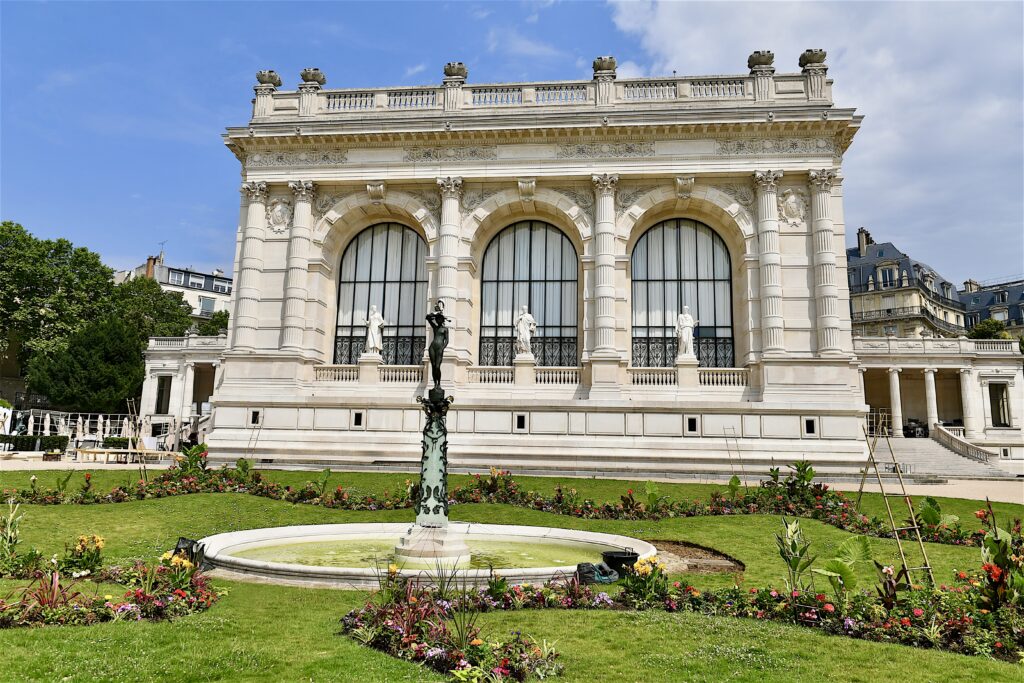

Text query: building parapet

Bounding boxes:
[148,335,228,352]
[854,336,1019,358]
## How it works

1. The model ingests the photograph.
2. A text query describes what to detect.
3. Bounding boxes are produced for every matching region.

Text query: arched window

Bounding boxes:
[631,218,734,367]
[480,221,578,366]
[334,223,427,365]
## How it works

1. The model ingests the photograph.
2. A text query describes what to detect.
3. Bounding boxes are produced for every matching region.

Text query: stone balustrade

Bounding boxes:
[854,336,1020,357]
[932,423,997,462]
[149,335,227,351]
[698,368,750,387]
[628,367,677,386]
[535,367,580,385]
[379,365,424,383]
[314,365,357,382]
[467,366,514,384]
[251,65,830,124]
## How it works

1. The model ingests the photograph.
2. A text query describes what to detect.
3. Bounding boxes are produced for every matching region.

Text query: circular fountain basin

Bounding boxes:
[200,523,656,588]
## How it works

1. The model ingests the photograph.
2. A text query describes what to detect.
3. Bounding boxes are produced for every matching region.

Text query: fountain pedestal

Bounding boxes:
[394,386,469,565]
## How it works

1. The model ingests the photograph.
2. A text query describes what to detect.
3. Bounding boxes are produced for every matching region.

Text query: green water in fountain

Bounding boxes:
[233,538,605,570]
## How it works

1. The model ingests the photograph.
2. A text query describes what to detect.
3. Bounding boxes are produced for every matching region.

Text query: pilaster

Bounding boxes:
[281,180,315,352]
[235,182,268,351]
[809,169,842,354]
[754,170,785,355]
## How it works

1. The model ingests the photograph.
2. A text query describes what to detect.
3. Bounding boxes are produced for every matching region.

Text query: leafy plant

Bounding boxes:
[812,535,872,606]
[0,501,24,574]
[776,517,816,592]
[54,471,74,498]
[176,443,209,476]
[234,458,252,482]
[976,500,1024,609]
[915,497,959,528]
[727,474,742,500]
[873,561,910,610]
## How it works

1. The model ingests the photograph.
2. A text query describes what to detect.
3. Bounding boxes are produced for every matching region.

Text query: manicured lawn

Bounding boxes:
[1,470,1021,681]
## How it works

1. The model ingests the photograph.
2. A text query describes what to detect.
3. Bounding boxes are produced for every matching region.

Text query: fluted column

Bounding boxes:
[924,368,939,429]
[809,169,841,354]
[754,170,785,354]
[960,368,982,438]
[592,174,618,355]
[282,180,314,352]
[436,177,462,313]
[888,368,904,438]
[234,182,268,351]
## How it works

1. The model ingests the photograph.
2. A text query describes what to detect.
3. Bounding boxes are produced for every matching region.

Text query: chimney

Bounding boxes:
[856,227,874,257]
[145,256,157,279]
[963,279,981,293]
[213,268,224,277]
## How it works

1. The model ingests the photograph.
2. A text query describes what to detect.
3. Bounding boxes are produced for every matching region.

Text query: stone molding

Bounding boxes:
[246,150,348,168]
[558,142,653,159]
[717,138,835,156]
[405,146,497,162]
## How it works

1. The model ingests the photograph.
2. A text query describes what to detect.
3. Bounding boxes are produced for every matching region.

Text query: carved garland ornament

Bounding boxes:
[405,146,497,162]
[558,142,654,159]
[246,150,348,168]
[716,138,836,156]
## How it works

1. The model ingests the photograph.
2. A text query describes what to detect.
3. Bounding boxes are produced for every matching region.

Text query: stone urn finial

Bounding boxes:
[747,51,775,71]
[256,70,282,87]
[799,49,827,69]
[443,62,468,80]
[592,55,617,79]
[299,67,326,86]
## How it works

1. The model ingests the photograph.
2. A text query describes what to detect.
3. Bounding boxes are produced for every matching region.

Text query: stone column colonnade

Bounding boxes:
[883,366,985,438]
[233,169,846,364]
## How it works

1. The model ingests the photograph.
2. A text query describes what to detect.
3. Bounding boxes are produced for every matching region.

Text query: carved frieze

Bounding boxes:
[405,146,497,162]
[246,150,348,168]
[716,138,836,156]
[557,142,654,159]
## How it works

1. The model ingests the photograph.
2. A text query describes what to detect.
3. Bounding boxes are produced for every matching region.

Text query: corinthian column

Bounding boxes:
[754,170,784,354]
[281,180,315,352]
[435,177,462,314]
[234,182,268,351]
[592,173,619,355]
[809,169,841,354]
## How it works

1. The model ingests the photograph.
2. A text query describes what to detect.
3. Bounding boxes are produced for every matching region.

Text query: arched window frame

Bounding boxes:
[333,222,427,365]
[630,218,735,368]
[479,220,579,367]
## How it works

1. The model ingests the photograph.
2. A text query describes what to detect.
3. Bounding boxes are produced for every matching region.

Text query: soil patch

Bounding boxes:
[651,540,744,574]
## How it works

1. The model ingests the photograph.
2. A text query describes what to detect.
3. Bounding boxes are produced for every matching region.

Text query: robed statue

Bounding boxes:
[364,305,385,355]
[426,301,449,391]
[514,305,537,357]
[675,305,698,359]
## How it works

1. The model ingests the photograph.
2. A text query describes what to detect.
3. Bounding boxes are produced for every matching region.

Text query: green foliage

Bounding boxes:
[0,398,11,409]
[176,443,209,476]
[0,222,114,366]
[727,474,742,500]
[0,435,69,452]
[26,317,145,412]
[915,496,959,528]
[109,276,193,341]
[102,437,130,449]
[811,535,873,605]
[967,318,1010,339]
[0,501,23,575]
[977,502,1024,609]
[195,309,229,336]
[776,517,816,592]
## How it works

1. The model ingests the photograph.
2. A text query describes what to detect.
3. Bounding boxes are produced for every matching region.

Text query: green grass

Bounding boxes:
[1,470,1021,681]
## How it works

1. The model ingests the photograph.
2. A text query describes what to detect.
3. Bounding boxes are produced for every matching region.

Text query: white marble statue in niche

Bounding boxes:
[364,305,386,355]
[675,306,698,360]
[514,305,537,357]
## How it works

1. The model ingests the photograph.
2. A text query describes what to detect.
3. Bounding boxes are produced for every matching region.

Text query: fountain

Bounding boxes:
[200,301,655,587]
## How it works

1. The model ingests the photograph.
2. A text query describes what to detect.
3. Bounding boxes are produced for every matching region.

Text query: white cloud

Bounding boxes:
[608,0,1024,284]
[471,7,492,20]
[487,27,563,59]
[615,60,646,79]
[404,63,427,78]
[525,13,539,23]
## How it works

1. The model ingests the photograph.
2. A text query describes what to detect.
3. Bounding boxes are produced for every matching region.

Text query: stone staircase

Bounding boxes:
[880,437,1013,480]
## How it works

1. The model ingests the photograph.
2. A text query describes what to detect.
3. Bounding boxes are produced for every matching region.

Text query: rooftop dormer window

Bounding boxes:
[996,291,1008,304]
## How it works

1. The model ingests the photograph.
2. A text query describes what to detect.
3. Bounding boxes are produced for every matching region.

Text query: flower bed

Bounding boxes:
[0,551,221,629]
[0,456,988,548]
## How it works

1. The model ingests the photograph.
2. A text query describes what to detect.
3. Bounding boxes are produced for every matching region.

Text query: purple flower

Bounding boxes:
[843,617,856,631]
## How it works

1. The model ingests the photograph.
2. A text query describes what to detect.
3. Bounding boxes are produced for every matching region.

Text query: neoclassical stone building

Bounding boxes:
[153,51,1019,475]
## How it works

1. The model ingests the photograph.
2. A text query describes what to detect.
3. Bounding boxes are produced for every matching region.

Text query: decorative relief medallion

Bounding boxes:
[266,197,293,233]
[461,187,502,212]
[246,150,348,168]
[557,142,654,159]
[404,146,497,162]
[776,188,807,227]
[712,183,755,208]
[716,138,836,156]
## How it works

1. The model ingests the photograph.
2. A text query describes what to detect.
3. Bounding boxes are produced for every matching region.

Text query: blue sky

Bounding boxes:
[2,1,1022,285]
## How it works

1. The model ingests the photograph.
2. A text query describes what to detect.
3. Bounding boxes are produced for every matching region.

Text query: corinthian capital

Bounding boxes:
[808,168,838,191]
[288,180,316,200]
[753,170,783,192]
[241,182,268,202]
[592,173,618,195]
[437,176,463,199]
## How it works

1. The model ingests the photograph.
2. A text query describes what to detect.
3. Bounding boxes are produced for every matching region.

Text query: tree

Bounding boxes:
[0,222,114,367]
[195,310,229,336]
[967,318,1010,340]
[26,317,145,412]
[109,276,193,341]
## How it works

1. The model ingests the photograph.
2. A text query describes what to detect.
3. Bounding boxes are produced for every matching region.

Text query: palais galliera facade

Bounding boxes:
[141,52,1024,476]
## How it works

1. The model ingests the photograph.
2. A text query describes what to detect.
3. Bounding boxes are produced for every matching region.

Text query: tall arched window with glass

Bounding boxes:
[334,223,427,365]
[479,221,578,366]
[631,219,734,367]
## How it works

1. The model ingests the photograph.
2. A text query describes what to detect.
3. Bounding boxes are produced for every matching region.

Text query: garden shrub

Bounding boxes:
[102,437,130,449]
[0,434,69,452]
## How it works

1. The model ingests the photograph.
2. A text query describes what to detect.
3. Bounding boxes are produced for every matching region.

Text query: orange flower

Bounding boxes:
[470,638,484,646]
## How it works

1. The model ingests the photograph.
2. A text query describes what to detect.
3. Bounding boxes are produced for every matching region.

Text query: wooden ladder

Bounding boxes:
[856,426,935,587]
[723,426,747,488]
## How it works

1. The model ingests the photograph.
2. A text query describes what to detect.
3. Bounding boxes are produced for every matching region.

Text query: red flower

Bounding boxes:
[823,603,835,613]
[815,594,827,602]
[912,608,924,617]
[900,617,911,627]
[85,473,92,481]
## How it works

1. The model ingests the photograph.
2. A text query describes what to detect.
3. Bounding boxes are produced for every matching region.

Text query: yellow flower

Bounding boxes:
[470,638,484,646]
[161,551,173,561]
[104,594,113,600]
[388,563,398,575]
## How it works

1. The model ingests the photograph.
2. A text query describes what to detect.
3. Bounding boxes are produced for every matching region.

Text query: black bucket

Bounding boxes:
[601,548,639,574]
